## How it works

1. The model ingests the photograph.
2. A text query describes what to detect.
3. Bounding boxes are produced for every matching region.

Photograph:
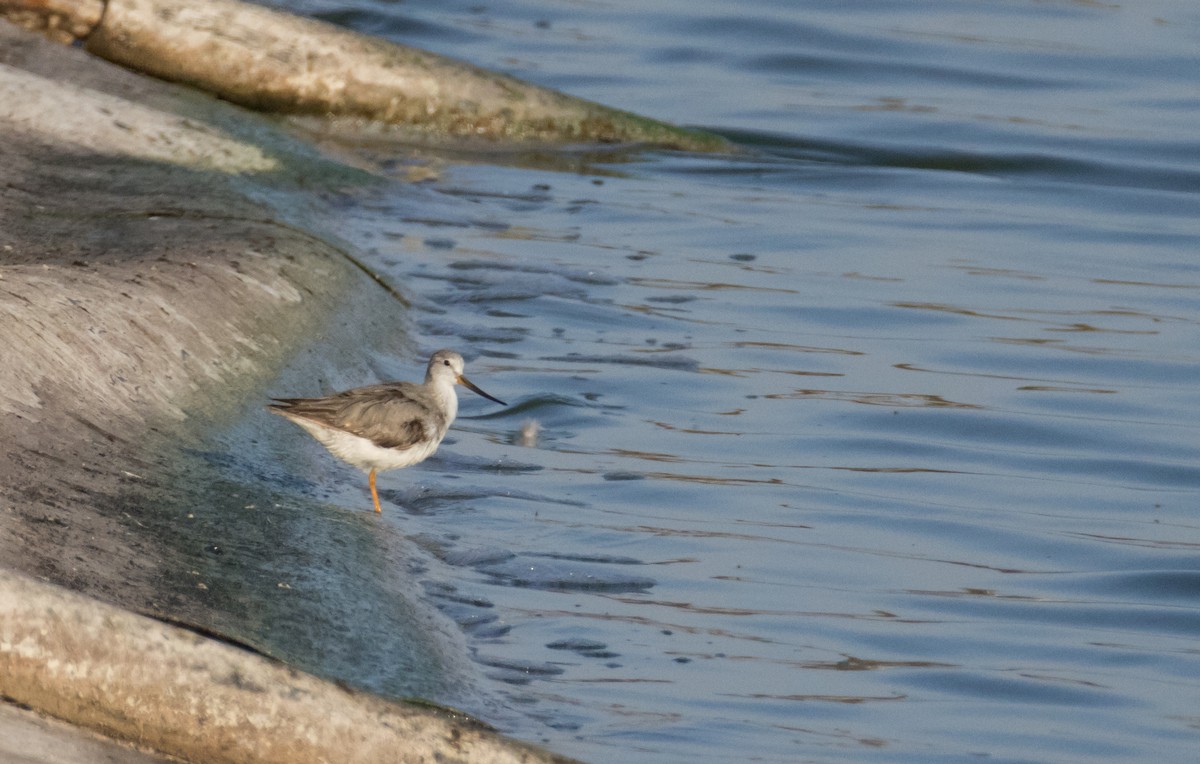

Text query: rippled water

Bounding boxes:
[225,1,1200,761]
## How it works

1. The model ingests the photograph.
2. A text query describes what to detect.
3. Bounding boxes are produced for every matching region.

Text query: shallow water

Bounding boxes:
[231,1,1200,761]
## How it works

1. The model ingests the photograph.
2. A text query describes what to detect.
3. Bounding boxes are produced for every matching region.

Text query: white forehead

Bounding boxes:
[429,349,465,372]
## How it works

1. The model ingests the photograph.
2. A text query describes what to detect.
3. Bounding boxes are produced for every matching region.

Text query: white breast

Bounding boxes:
[291,417,443,473]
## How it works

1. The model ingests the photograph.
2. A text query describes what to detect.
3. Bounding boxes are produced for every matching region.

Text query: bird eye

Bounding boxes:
[443,359,451,366]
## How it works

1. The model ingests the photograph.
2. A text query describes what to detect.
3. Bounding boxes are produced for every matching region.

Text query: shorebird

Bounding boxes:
[268,349,506,513]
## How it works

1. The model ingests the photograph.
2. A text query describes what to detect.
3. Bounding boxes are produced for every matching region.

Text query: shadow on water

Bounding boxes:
[716,127,1200,194]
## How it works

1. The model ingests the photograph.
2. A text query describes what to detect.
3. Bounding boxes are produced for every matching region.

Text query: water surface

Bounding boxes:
[232,1,1200,760]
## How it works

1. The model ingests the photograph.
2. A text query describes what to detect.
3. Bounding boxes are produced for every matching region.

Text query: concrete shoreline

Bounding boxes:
[3,0,730,151]
[1,570,576,764]
[0,13,584,763]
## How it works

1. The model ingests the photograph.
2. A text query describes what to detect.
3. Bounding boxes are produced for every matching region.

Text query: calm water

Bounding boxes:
[219,1,1200,761]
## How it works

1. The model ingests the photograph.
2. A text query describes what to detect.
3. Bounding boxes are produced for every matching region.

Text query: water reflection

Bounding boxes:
[765,390,981,408]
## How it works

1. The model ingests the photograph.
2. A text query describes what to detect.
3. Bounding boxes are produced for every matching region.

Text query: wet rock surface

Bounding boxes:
[0,19,576,764]
[0,20,351,619]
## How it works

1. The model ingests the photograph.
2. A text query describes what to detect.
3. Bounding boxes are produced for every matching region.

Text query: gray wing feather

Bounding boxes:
[269,383,445,451]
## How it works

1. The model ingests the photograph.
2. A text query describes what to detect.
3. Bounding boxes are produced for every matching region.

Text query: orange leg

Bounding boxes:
[369,468,382,513]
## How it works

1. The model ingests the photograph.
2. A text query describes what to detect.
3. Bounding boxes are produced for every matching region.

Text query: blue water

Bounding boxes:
[241,1,1200,761]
